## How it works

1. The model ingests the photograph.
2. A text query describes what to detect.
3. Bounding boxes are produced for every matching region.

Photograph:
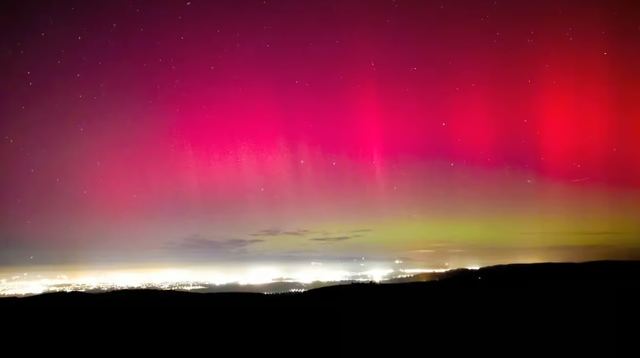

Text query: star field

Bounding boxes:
[1,0,639,268]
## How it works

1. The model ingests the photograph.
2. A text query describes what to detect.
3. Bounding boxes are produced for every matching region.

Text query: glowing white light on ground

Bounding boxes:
[0,264,455,296]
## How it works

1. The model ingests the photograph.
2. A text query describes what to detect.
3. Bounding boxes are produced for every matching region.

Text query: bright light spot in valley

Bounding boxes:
[0,262,461,297]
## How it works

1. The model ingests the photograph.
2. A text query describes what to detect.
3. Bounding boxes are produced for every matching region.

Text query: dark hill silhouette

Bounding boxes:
[3,260,638,304]
[1,260,637,348]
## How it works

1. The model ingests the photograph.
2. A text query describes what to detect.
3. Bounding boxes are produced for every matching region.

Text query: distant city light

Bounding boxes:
[0,264,459,297]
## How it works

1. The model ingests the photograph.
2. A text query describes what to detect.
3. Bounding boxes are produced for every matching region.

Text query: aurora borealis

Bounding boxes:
[1,0,639,271]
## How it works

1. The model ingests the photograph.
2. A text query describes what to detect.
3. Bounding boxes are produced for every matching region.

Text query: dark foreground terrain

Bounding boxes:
[2,260,638,350]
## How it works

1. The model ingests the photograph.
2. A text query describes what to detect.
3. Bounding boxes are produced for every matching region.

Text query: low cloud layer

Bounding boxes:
[250,229,312,237]
[168,234,264,252]
[520,231,632,236]
[251,228,372,239]
[310,236,356,243]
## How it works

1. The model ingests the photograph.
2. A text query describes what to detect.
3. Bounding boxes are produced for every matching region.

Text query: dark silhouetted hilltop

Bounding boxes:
[2,260,638,308]
[2,260,638,347]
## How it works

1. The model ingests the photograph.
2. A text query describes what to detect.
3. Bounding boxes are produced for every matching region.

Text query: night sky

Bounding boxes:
[1,0,640,269]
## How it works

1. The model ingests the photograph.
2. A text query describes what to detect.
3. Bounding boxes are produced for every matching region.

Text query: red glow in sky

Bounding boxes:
[0,0,639,267]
